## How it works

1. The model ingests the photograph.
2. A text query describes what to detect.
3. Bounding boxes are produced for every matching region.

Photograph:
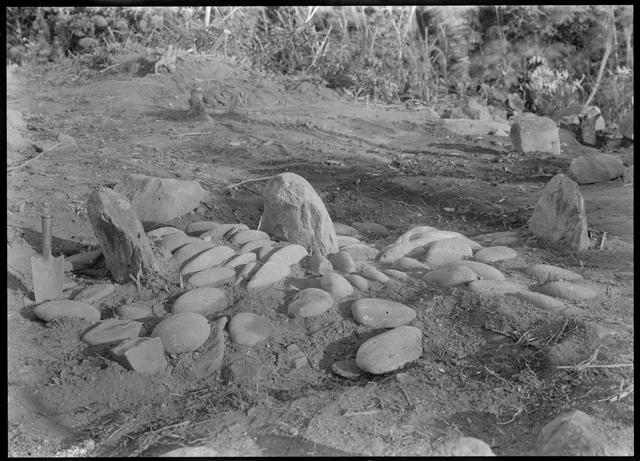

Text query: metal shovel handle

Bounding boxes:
[41,214,53,259]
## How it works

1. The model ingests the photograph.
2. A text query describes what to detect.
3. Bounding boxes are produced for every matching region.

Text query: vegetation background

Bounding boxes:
[6,5,634,125]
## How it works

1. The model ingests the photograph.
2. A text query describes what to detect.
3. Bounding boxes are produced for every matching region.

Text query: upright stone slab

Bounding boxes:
[87,187,158,283]
[114,174,209,225]
[529,174,590,251]
[510,113,561,155]
[258,173,338,255]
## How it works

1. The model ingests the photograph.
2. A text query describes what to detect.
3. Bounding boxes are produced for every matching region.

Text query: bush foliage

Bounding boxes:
[5,5,633,122]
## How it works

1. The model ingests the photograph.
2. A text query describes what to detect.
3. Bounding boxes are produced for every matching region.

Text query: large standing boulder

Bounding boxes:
[258,173,338,255]
[87,187,158,283]
[113,174,209,225]
[567,154,625,184]
[510,113,561,155]
[529,174,590,251]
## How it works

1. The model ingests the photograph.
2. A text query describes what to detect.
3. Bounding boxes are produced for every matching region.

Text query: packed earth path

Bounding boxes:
[6,56,634,456]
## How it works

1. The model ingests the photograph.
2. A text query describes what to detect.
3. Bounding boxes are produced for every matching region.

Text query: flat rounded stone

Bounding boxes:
[157,233,199,253]
[228,312,275,346]
[246,261,291,290]
[357,263,389,283]
[355,326,422,374]
[320,272,355,300]
[331,358,363,380]
[509,290,566,310]
[146,227,185,242]
[467,280,523,297]
[382,268,411,282]
[351,298,416,328]
[180,245,235,275]
[333,222,362,237]
[378,230,464,263]
[223,252,256,269]
[342,244,379,261]
[537,281,599,301]
[173,241,217,267]
[199,223,249,241]
[344,274,369,291]
[327,251,356,273]
[448,260,505,281]
[186,266,236,289]
[235,261,258,285]
[34,300,100,322]
[424,265,478,287]
[435,437,495,456]
[160,446,221,457]
[351,222,389,236]
[172,287,229,315]
[82,318,145,345]
[474,246,518,263]
[304,254,333,274]
[73,283,116,304]
[151,312,210,353]
[239,239,273,255]
[116,302,154,320]
[392,256,430,272]
[395,225,439,244]
[287,288,334,318]
[266,244,308,266]
[424,238,473,268]
[337,235,361,248]
[472,230,522,247]
[230,229,270,245]
[185,220,221,236]
[523,264,583,282]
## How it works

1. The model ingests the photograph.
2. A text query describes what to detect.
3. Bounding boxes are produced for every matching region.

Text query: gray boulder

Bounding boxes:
[510,113,561,155]
[258,173,338,255]
[114,174,209,225]
[567,154,625,184]
[529,174,589,251]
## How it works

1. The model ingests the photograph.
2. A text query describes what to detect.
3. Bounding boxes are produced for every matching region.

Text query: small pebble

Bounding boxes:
[185,220,220,236]
[304,254,333,274]
[265,244,308,266]
[173,241,216,267]
[331,358,363,380]
[424,265,478,287]
[116,302,154,320]
[448,260,505,281]
[179,245,235,275]
[230,229,270,245]
[344,273,369,291]
[327,251,356,273]
[392,256,430,272]
[355,326,422,374]
[223,252,257,269]
[357,263,389,283]
[246,261,291,290]
[239,239,273,255]
[186,266,236,288]
[200,223,249,241]
[287,288,334,318]
[424,238,473,268]
[320,272,355,300]
[34,300,100,322]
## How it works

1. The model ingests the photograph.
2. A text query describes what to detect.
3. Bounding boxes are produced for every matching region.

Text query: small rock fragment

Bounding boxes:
[73,283,116,305]
[327,251,356,273]
[82,318,145,345]
[320,272,355,300]
[111,337,167,375]
[287,288,334,318]
[331,358,363,380]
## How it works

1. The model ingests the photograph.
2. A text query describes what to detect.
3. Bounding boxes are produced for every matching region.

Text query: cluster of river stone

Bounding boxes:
[33,218,598,379]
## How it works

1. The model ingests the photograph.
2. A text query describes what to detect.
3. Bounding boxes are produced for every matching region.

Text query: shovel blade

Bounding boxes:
[31,255,65,303]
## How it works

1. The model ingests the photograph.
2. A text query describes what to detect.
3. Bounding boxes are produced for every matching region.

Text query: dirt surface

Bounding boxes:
[6,57,634,457]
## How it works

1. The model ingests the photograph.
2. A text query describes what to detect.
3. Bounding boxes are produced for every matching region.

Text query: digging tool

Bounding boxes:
[31,214,64,302]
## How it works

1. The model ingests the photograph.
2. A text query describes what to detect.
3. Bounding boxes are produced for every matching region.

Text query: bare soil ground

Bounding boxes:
[6,56,634,456]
